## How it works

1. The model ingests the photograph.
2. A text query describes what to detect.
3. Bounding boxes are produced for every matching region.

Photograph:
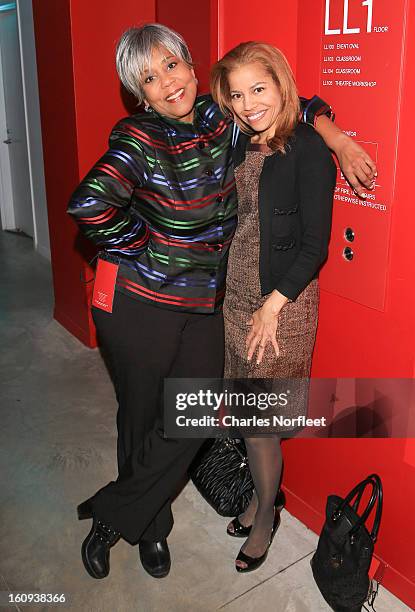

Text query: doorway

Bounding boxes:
[0,0,49,258]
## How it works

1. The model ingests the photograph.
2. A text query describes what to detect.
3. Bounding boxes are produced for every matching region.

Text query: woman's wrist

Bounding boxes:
[267,290,289,316]
[330,130,350,157]
[314,115,345,154]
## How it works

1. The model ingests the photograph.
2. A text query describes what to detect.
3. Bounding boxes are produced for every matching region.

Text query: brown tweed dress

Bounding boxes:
[223,144,319,431]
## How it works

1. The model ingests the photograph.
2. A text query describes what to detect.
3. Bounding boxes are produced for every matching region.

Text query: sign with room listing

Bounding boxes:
[315,0,408,310]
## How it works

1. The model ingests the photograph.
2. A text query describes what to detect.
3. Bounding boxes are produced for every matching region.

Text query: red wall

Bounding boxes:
[33,0,156,347]
[285,0,415,605]
[218,0,299,73]
[32,0,87,344]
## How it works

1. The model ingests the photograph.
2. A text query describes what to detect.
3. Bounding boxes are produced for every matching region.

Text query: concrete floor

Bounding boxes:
[0,230,411,612]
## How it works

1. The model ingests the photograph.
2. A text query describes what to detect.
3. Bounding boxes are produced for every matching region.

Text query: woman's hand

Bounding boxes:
[334,133,377,197]
[314,116,377,198]
[246,291,288,365]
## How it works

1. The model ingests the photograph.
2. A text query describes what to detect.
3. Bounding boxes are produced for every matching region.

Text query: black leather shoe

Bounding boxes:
[139,539,171,578]
[77,498,93,520]
[81,518,120,579]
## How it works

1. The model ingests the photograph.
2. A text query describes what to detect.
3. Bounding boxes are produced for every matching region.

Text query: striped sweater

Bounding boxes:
[67,94,331,313]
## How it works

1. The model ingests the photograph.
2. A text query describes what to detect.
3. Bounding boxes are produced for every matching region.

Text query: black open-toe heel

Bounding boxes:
[235,509,281,573]
[227,489,285,538]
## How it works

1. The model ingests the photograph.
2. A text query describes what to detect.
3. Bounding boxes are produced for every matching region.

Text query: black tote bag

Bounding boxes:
[311,473,383,612]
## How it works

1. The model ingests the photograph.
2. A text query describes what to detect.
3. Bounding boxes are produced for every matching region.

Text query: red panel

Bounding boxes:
[296,0,415,379]
[33,0,156,347]
[316,0,406,311]
[297,1,415,377]
[32,0,92,346]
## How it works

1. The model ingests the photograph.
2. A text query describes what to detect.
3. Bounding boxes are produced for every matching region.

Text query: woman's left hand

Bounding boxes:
[335,135,377,197]
[246,291,288,364]
[314,116,377,198]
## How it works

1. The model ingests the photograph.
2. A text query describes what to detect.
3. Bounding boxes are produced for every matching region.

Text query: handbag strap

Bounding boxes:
[351,482,365,513]
[366,473,383,542]
[351,474,382,541]
[335,474,382,541]
[338,476,376,514]
[348,479,378,537]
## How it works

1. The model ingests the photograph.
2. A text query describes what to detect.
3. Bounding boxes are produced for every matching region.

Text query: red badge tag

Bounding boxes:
[92,258,119,313]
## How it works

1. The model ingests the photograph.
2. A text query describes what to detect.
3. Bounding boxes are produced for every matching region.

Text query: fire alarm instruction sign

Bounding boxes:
[311,0,408,310]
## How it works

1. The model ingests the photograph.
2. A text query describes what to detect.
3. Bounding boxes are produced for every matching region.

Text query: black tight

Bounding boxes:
[234,436,283,566]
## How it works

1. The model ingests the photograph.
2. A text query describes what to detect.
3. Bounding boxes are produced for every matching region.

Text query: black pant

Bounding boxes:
[91,291,224,545]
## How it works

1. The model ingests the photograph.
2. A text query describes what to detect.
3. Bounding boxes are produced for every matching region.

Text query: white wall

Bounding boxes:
[16,0,50,260]
[0,34,15,230]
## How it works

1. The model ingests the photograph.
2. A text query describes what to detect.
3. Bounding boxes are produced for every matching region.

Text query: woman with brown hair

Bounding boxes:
[211,42,337,572]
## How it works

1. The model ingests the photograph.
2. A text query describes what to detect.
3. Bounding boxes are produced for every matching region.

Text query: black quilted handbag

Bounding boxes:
[311,473,383,612]
[189,437,253,517]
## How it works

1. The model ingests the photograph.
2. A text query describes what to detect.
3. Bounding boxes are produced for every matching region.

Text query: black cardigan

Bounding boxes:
[232,123,337,301]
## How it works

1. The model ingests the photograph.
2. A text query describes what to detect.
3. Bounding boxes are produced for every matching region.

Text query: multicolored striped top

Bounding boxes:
[67,94,332,313]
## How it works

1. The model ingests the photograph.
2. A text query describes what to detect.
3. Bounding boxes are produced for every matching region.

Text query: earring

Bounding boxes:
[144,102,151,112]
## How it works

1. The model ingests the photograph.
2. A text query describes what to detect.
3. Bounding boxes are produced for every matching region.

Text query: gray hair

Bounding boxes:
[116,23,193,104]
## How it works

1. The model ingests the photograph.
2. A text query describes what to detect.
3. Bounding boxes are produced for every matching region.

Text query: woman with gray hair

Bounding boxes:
[68,23,376,580]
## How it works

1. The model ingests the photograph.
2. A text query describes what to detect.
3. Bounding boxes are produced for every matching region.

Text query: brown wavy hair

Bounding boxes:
[210,42,300,154]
